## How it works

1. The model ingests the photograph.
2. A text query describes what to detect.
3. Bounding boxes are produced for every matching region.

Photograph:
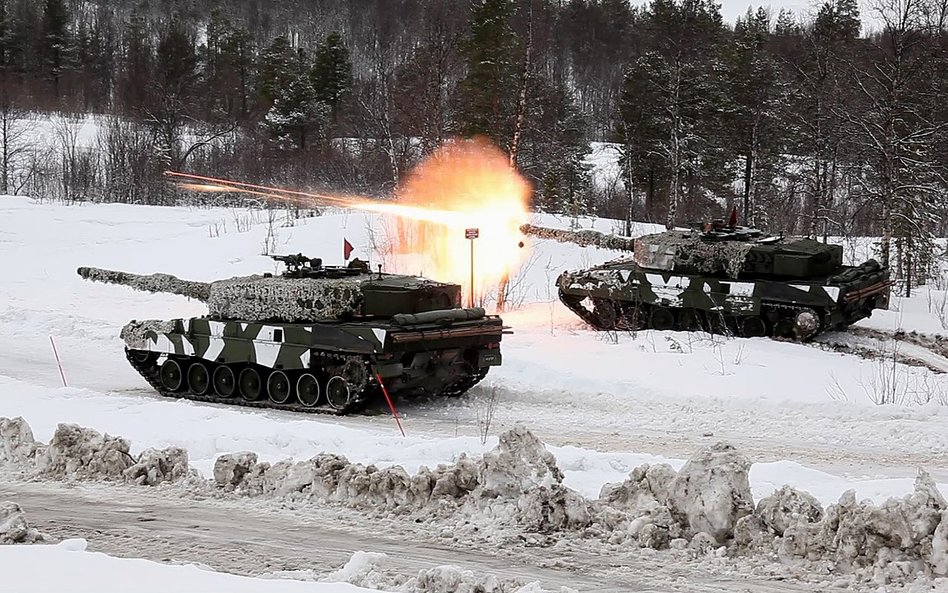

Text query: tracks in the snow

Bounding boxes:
[813,326,948,374]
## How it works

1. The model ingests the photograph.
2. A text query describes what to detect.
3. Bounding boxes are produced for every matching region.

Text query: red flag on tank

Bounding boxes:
[728,206,739,228]
[344,238,354,260]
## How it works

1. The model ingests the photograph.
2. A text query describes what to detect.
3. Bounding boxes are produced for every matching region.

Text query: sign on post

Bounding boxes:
[465,228,479,307]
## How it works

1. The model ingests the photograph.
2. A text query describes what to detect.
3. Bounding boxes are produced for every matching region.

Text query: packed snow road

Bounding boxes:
[1,478,817,593]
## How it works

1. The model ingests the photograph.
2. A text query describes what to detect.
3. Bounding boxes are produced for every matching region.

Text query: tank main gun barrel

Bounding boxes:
[519,224,636,252]
[77,267,212,302]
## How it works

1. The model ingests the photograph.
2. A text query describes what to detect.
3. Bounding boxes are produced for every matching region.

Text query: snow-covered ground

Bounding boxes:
[2,196,947,589]
[1,541,376,593]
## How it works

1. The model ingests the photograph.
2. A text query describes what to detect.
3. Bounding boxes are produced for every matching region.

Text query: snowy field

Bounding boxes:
[2,196,948,589]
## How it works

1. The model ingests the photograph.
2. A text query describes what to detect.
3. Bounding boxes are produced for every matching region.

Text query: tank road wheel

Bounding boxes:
[773,317,796,340]
[238,367,263,401]
[267,370,293,404]
[650,307,675,331]
[341,359,369,392]
[297,373,321,407]
[620,305,647,331]
[591,298,618,329]
[740,316,768,338]
[678,309,703,332]
[213,365,236,398]
[326,376,351,410]
[187,362,211,395]
[159,359,185,392]
[793,308,821,341]
[706,311,731,335]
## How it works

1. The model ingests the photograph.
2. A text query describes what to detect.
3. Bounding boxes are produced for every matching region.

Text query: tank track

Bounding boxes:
[125,348,364,415]
[560,292,823,341]
[124,349,489,415]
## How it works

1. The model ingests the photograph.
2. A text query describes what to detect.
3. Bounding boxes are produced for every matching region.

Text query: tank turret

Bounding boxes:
[78,255,503,415]
[78,254,462,323]
[522,222,891,341]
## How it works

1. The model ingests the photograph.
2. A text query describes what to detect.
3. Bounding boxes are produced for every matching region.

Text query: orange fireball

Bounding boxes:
[393,138,532,308]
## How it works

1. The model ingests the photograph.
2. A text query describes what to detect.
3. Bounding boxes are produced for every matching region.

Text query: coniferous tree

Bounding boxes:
[535,80,591,217]
[623,0,728,227]
[724,8,788,228]
[40,0,72,92]
[0,0,9,70]
[264,49,328,150]
[456,0,518,144]
[311,32,352,108]
[257,35,294,104]
[117,15,152,114]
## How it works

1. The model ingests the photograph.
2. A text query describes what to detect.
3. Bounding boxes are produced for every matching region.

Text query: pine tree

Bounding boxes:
[263,49,328,150]
[117,15,152,114]
[621,0,728,228]
[455,0,518,143]
[530,78,591,216]
[0,0,8,69]
[311,32,351,108]
[41,0,72,91]
[724,7,788,228]
[258,35,294,104]
[221,26,254,119]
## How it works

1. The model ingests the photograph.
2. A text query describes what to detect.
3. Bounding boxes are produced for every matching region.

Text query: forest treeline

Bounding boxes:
[0,0,946,289]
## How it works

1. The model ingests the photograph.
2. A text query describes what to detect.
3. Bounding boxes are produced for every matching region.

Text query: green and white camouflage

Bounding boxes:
[536,222,892,340]
[80,256,504,415]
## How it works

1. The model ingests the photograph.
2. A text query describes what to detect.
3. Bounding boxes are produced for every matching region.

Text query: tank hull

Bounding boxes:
[557,260,891,340]
[122,312,503,414]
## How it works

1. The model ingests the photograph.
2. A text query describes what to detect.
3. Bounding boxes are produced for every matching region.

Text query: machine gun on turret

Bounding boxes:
[269,253,370,279]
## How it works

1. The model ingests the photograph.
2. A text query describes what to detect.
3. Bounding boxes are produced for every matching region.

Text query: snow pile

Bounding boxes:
[771,471,948,584]
[36,423,133,479]
[596,445,948,585]
[597,442,753,549]
[475,426,590,532]
[0,501,47,544]
[317,551,410,590]
[667,442,755,543]
[0,417,40,464]
[214,425,590,533]
[5,412,948,588]
[270,551,577,593]
[0,417,194,485]
[124,447,191,486]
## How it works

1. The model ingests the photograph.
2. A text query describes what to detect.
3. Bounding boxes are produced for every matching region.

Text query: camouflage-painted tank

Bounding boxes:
[78,254,504,414]
[522,221,892,340]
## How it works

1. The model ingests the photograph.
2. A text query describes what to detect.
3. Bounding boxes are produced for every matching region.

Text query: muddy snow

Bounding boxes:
[3,415,946,590]
[0,501,47,544]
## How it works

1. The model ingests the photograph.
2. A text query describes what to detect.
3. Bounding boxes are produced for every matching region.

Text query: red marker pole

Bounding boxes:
[376,373,405,437]
[49,336,67,387]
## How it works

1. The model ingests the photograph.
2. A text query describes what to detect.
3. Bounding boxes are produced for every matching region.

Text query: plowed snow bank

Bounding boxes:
[1,416,194,485]
[3,415,947,588]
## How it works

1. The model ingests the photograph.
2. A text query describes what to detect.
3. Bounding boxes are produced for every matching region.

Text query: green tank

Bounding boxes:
[78,254,504,414]
[523,221,892,340]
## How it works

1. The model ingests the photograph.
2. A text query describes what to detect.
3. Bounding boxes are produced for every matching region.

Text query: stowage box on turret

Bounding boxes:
[525,221,891,341]
[78,255,504,414]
